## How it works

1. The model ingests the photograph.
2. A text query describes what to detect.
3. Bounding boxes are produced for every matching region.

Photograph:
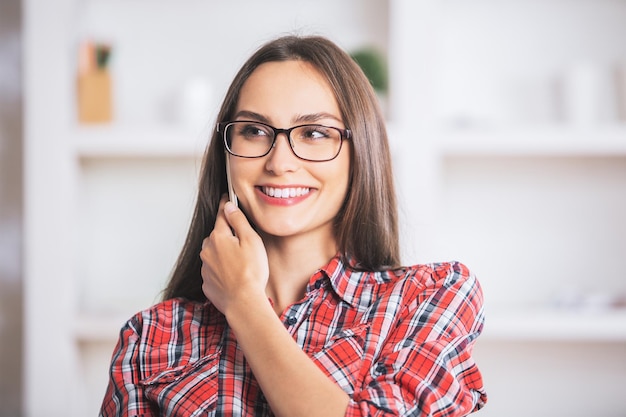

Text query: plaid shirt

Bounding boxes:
[99,256,487,416]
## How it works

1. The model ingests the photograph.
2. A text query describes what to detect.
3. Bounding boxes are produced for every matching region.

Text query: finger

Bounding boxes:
[223,201,257,240]
[200,235,219,264]
[212,196,233,234]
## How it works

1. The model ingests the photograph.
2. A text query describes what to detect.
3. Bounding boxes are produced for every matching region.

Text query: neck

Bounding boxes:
[261,232,337,315]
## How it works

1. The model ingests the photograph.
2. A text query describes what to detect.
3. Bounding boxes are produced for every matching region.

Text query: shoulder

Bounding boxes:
[402,261,478,292]
[111,298,225,381]
[125,297,219,336]
[384,261,484,327]
[394,260,479,292]
[345,261,481,311]
[399,261,485,336]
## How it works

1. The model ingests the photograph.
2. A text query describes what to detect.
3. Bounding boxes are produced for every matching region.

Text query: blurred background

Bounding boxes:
[2,0,626,416]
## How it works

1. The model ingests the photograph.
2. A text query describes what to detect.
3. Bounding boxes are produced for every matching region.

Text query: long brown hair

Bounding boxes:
[163,35,399,301]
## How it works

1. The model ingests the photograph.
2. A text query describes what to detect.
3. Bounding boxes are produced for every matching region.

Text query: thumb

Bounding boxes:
[223,201,256,239]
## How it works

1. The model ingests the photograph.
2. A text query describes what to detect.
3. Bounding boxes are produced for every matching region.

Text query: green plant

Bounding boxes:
[350,47,388,94]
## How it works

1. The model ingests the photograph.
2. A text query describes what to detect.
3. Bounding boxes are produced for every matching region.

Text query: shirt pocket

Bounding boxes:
[139,351,220,417]
[311,323,369,394]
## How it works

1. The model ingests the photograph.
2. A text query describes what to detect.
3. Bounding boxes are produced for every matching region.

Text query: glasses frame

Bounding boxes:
[217,121,352,162]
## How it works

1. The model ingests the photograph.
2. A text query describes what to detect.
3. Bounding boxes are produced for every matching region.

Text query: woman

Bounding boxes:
[99,35,487,417]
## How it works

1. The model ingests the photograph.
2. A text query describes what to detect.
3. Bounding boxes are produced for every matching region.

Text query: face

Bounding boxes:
[229,60,351,244]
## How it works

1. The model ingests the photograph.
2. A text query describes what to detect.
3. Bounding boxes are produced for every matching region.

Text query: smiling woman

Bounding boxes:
[98,35,487,417]
[225,60,351,248]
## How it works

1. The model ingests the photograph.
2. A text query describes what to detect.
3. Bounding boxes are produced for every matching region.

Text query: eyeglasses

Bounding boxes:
[218,121,351,162]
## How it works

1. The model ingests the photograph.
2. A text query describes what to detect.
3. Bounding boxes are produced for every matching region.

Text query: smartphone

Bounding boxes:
[225,151,238,207]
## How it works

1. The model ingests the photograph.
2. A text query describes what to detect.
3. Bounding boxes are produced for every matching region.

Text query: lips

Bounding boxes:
[261,186,311,198]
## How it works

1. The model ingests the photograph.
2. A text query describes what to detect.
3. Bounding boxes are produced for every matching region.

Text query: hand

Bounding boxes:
[200,196,269,316]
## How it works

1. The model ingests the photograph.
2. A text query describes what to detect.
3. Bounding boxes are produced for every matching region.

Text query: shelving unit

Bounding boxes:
[24,0,626,416]
[389,1,626,416]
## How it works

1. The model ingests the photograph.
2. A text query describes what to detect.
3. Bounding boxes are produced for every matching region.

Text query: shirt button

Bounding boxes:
[375,363,387,375]
[314,280,323,289]
[286,316,298,326]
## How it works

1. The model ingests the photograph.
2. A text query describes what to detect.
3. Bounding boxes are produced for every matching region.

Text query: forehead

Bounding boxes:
[236,60,340,123]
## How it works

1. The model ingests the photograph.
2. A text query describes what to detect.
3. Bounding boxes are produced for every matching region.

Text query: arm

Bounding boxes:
[200,199,349,417]
[99,316,154,417]
[228,291,350,417]
[347,263,487,416]
[201,200,486,416]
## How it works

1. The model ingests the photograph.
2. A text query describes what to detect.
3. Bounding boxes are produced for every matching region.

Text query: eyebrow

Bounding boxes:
[233,110,343,126]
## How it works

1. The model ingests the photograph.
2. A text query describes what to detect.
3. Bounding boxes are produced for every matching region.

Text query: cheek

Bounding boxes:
[230,160,258,188]
[325,159,351,202]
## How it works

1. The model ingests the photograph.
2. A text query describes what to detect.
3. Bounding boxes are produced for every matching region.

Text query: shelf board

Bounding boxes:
[72,125,208,159]
[73,314,131,343]
[481,308,626,342]
[437,125,626,157]
[73,308,626,343]
[72,124,626,159]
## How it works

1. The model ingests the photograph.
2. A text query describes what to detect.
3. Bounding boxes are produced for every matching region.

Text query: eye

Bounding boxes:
[297,125,334,141]
[237,123,272,139]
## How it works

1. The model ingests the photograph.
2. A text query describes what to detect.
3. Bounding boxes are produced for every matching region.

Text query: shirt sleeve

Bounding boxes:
[346,262,487,417]
[98,314,154,417]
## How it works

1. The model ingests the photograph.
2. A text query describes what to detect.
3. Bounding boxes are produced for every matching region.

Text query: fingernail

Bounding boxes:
[224,201,237,214]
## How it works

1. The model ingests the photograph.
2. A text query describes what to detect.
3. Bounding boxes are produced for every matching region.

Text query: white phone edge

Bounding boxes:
[225,151,238,207]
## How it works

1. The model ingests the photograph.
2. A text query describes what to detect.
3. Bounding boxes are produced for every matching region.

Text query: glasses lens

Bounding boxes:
[225,122,274,157]
[291,125,342,161]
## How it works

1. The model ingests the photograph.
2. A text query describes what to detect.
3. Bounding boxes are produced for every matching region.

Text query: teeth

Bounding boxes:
[263,186,310,198]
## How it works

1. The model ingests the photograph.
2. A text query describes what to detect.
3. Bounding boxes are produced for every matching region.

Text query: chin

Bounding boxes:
[258,224,304,238]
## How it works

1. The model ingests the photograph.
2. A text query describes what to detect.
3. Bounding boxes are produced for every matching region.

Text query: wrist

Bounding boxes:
[224,289,275,329]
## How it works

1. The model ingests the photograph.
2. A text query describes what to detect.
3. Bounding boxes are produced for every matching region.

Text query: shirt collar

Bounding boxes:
[314,254,373,308]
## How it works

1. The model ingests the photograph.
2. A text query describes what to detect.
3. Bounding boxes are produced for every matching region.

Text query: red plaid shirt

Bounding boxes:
[99,257,487,416]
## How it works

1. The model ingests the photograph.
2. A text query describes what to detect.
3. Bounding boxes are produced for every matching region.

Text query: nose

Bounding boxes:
[264,132,300,174]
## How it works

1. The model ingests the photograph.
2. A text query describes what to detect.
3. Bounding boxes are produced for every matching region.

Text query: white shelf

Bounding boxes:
[72,125,207,159]
[73,308,626,344]
[71,124,626,160]
[437,125,626,157]
[482,308,626,342]
[73,314,132,343]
